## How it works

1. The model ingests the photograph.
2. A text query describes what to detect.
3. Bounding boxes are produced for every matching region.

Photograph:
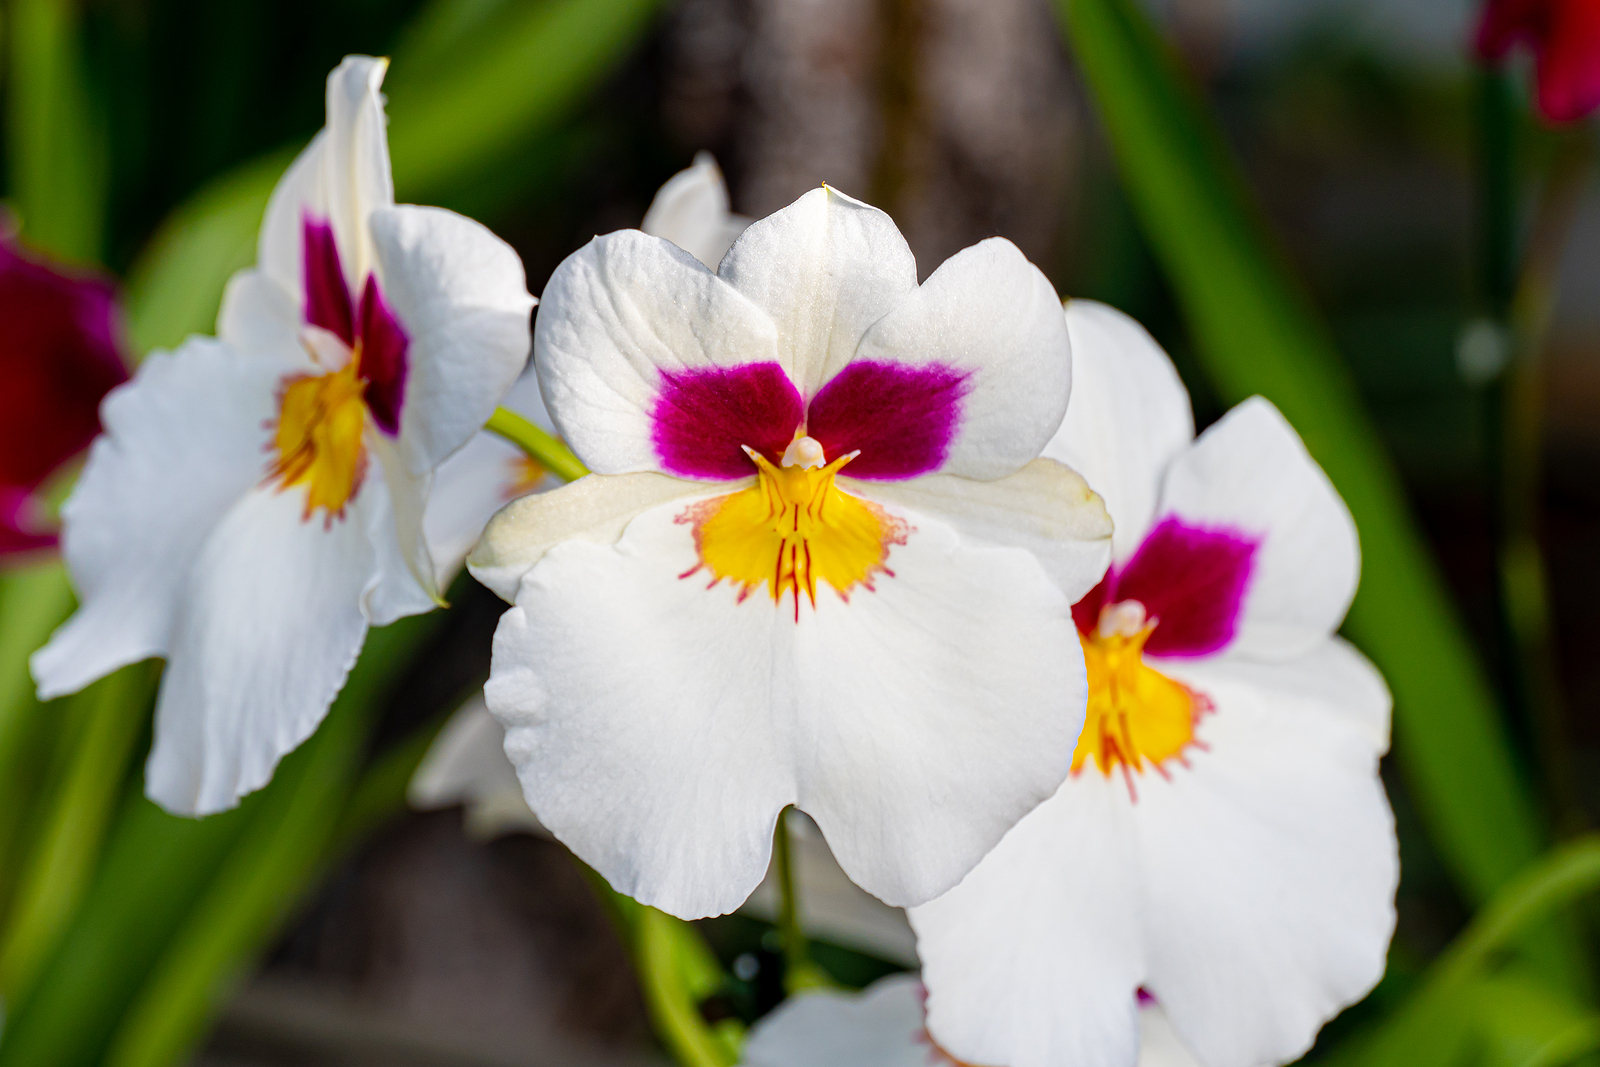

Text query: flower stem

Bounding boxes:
[485,406,588,483]
[1497,129,1593,836]
[773,808,830,994]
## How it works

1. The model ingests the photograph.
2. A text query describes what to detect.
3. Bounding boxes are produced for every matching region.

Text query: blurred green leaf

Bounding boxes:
[1055,0,1563,970]
[0,795,249,1067]
[1333,836,1600,1067]
[124,0,665,358]
[1473,970,1600,1067]
[0,615,435,1067]
[0,662,156,1007]
[7,0,109,263]
[121,152,291,359]
[0,563,76,918]
[102,614,438,1067]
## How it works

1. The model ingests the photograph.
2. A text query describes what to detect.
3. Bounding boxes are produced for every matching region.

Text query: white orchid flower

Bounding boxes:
[907,301,1398,1067]
[30,56,534,816]
[423,153,749,577]
[738,976,1200,1067]
[468,186,1113,919]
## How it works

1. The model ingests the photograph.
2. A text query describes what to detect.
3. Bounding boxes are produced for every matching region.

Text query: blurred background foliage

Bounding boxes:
[1,0,1599,1063]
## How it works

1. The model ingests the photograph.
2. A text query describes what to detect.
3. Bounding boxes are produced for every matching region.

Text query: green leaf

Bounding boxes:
[123,0,665,358]
[1333,836,1600,1067]
[0,662,157,1006]
[1055,0,1559,960]
[101,615,439,1067]
[0,616,436,1067]
[6,0,109,264]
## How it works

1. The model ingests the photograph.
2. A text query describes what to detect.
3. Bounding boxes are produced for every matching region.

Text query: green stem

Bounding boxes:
[1496,130,1594,836]
[573,861,742,1067]
[486,406,588,483]
[774,810,807,979]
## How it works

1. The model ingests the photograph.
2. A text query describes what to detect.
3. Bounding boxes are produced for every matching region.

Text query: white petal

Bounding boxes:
[1043,300,1194,559]
[485,493,794,918]
[356,456,437,626]
[368,432,440,606]
[1139,1006,1204,1067]
[216,268,301,355]
[641,152,751,270]
[1156,397,1358,659]
[719,186,917,398]
[32,338,282,699]
[143,482,381,815]
[1135,647,1397,1067]
[368,204,533,473]
[534,230,782,474]
[910,777,1144,1067]
[845,457,1112,602]
[424,369,558,580]
[467,471,710,601]
[485,493,1082,918]
[409,691,547,839]
[848,238,1072,480]
[253,56,392,299]
[739,975,932,1067]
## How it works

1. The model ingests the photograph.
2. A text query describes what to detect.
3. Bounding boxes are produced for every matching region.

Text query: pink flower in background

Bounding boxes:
[0,238,128,556]
[1476,0,1600,122]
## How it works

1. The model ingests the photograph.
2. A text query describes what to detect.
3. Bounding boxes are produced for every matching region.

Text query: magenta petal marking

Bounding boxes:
[651,362,803,478]
[806,361,970,480]
[301,216,355,346]
[357,274,409,437]
[1093,517,1258,657]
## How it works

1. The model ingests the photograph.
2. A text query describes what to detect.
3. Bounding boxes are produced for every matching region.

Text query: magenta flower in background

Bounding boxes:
[1477,0,1600,123]
[0,237,128,557]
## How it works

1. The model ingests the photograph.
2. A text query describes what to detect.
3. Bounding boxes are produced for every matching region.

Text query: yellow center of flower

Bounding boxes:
[681,435,906,613]
[268,354,369,522]
[1072,600,1202,779]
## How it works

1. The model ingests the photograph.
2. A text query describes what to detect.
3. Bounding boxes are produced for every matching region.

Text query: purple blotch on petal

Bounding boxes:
[1091,516,1258,658]
[301,216,354,346]
[651,362,803,479]
[806,360,969,480]
[357,274,409,436]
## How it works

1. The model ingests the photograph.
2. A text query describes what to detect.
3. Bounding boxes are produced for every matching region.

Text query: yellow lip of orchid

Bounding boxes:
[266,351,371,525]
[680,436,909,618]
[1071,598,1207,790]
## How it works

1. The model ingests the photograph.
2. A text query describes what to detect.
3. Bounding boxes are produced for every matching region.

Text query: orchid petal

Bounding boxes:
[1043,299,1193,559]
[845,457,1111,602]
[467,470,713,601]
[143,483,379,815]
[1156,397,1359,660]
[485,494,1082,917]
[533,230,781,475]
[719,186,916,398]
[837,237,1071,481]
[32,338,286,699]
[641,152,750,269]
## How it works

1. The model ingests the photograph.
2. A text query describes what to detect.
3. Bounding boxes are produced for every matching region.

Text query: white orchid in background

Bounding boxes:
[423,152,749,577]
[30,56,533,816]
[908,301,1397,1067]
[737,975,1200,1067]
[469,186,1113,919]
